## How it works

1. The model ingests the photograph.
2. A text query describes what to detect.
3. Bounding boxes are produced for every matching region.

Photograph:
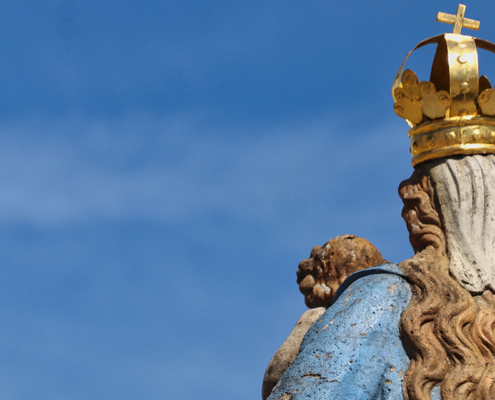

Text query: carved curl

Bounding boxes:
[297,235,387,308]
[399,160,495,400]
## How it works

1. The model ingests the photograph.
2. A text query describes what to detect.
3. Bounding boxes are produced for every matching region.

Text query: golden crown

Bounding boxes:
[392,4,495,166]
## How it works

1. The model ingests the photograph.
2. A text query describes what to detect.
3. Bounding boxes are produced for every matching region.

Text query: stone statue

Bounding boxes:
[262,5,495,400]
[262,235,388,399]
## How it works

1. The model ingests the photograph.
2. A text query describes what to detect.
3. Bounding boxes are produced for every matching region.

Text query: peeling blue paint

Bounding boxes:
[267,265,413,400]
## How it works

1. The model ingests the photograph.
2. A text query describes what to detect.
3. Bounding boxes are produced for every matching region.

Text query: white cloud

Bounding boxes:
[0,112,412,231]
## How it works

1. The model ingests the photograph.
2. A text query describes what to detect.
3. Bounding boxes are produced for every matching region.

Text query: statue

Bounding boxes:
[262,235,389,399]
[262,5,495,400]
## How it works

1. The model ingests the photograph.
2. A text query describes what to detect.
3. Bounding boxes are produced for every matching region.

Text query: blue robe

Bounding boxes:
[266,264,440,400]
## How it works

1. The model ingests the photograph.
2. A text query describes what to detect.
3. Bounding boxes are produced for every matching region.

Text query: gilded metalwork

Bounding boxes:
[420,81,452,120]
[391,4,495,166]
[479,89,495,116]
[393,70,452,125]
[393,70,423,125]
[445,34,478,116]
[437,4,480,34]
[409,116,495,166]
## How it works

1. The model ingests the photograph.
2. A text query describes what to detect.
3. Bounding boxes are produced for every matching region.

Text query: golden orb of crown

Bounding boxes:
[392,4,495,166]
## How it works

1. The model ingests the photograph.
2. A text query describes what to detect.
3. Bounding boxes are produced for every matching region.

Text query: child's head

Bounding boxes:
[297,235,387,308]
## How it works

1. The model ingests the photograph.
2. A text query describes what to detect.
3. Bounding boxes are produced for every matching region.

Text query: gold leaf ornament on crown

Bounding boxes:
[392,4,495,166]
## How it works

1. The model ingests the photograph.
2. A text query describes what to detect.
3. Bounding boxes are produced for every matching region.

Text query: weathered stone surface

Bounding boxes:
[398,156,495,399]
[262,235,388,399]
[297,235,387,308]
[430,154,495,294]
[262,307,325,400]
[263,152,495,400]
[267,266,412,400]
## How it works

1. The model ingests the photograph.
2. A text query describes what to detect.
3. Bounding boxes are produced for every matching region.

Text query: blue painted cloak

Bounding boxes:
[267,264,424,400]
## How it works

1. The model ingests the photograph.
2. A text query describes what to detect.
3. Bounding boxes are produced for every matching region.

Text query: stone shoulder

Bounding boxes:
[268,271,412,400]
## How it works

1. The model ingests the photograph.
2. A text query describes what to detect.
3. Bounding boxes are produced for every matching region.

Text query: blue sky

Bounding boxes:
[1,1,494,399]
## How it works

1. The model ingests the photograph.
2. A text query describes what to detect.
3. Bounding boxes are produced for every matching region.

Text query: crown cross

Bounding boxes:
[437,4,480,35]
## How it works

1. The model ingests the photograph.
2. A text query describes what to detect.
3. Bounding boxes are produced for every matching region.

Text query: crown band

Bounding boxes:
[410,116,495,166]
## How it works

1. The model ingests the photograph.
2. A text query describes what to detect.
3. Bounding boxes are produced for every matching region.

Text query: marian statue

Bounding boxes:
[262,5,495,400]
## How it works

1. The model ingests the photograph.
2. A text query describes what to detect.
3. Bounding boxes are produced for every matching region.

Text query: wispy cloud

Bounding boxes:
[0,112,411,227]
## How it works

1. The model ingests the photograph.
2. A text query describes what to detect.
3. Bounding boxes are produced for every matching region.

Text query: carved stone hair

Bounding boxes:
[399,155,495,400]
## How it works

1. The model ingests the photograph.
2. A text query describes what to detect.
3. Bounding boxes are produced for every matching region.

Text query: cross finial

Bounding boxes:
[437,4,480,35]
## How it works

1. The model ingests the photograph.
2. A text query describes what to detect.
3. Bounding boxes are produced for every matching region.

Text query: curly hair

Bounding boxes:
[399,159,495,399]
